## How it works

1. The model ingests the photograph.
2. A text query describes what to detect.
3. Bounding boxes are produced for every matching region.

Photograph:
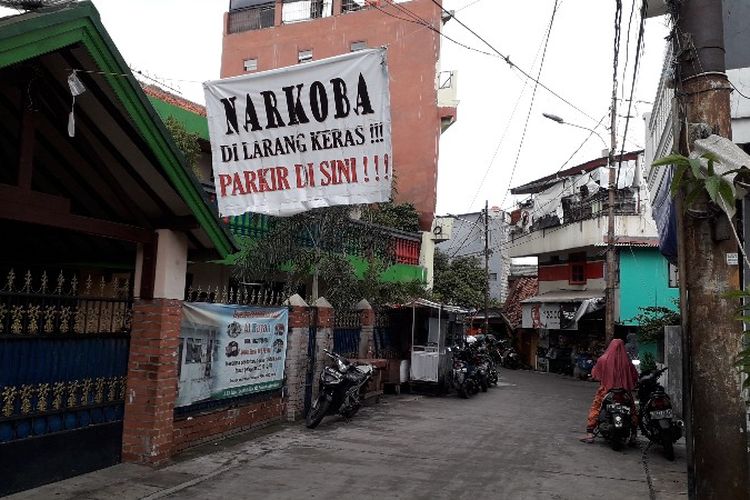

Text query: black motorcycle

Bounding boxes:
[451,356,477,398]
[596,388,635,451]
[637,367,682,461]
[306,349,373,429]
[499,340,521,370]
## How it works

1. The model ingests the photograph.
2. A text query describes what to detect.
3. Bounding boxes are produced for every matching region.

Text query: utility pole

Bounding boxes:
[484,200,490,336]
[673,0,750,497]
[605,47,619,346]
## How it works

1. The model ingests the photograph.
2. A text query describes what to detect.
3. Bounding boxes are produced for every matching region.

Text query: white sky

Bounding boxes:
[1,0,671,216]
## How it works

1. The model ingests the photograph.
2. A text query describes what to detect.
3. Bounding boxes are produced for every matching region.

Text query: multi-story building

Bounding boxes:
[433,207,511,303]
[220,0,458,232]
[507,152,678,371]
[645,0,750,263]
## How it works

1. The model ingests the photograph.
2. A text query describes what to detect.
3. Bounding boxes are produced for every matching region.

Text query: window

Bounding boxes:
[351,40,367,51]
[227,1,275,33]
[569,252,586,284]
[282,0,332,23]
[243,58,257,72]
[489,272,498,281]
[298,49,313,63]
[668,262,679,288]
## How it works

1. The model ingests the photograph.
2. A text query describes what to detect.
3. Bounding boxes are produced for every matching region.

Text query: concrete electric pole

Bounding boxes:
[673,0,750,497]
[605,67,619,346]
[484,200,490,336]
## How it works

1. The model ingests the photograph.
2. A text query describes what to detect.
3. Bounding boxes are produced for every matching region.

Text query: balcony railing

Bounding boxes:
[228,2,276,33]
[342,0,369,13]
[513,188,638,236]
[282,0,332,23]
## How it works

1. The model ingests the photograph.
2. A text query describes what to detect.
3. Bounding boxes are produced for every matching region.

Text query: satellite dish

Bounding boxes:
[0,0,76,10]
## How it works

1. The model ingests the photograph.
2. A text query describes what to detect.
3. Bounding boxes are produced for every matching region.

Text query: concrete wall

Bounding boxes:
[221,0,444,229]
[508,214,658,259]
[618,247,679,325]
[664,325,683,418]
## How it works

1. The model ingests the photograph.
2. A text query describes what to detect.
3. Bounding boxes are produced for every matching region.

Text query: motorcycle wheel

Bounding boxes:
[662,434,675,461]
[305,394,331,429]
[480,378,488,392]
[468,380,479,396]
[458,386,469,399]
[610,434,624,451]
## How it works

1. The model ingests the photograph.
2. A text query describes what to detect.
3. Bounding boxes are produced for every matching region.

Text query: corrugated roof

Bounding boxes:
[510,150,643,195]
[521,290,604,303]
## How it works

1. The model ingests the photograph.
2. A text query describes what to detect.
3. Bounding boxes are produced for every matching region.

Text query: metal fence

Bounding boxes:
[374,309,399,359]
[185,285,285,306]
[228,2,276,33]
[0,268,131,445]
[333,310,360,358]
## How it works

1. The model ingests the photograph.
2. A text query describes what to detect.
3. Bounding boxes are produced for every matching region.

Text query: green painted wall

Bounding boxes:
[147,96,210,141]
[618,247,678,325]
[216,252,425,284]
[348,255,426,283]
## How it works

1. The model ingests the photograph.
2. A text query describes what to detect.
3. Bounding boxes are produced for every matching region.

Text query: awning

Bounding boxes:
[398,298,471,314]
[521,291,605,330]
[522,290,604,304]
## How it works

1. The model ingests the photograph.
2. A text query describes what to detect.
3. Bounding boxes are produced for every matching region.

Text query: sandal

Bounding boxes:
[579,433,595,444]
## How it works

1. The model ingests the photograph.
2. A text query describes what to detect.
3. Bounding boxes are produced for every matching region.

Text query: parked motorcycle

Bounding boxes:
[596,388,635,451]
[471,349,490,392]
[499,340,521,370]
[486,355,499,386]
[451,357,477,398]
[306,349,373,429]
[573,352,595,380]
[637,367,683,461]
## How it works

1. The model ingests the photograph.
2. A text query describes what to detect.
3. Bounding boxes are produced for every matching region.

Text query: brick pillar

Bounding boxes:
[283,294,310,421]
[332,0,342,15]
[357,299,374,359]
[274,0,283,26]
[313,298,334,402]
[122,299,181,464]
[123,229,187,465]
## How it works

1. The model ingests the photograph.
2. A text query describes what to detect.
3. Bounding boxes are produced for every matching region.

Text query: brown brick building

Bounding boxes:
[220,0,458,230]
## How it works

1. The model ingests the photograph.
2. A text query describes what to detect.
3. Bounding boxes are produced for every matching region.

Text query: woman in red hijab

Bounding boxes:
[581,338,639,443]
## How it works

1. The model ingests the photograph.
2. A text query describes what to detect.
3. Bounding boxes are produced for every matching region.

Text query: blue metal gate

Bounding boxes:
[333,310,360,359]
[0,269,132,495]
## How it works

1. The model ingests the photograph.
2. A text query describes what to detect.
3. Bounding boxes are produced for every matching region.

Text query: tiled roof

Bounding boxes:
[142,84,206,117]
[503,276,538,329]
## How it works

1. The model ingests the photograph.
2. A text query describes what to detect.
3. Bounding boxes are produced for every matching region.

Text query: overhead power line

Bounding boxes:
[465,3,561,211]
[498,0,560,209]
[428,0,599,125]
[616,0,646,186]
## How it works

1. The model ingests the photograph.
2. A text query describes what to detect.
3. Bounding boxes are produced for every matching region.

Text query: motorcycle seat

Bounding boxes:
[355,364,374,375]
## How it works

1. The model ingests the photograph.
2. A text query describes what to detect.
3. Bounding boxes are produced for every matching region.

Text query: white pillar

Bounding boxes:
[153,229,189,300]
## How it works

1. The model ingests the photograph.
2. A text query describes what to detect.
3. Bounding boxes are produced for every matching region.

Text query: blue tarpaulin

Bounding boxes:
[651,167,678,264]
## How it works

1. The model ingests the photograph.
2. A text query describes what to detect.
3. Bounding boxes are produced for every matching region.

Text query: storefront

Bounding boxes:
[521,291,605,374]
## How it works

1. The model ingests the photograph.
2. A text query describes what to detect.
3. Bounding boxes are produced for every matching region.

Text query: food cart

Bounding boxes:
[406,299,469,391]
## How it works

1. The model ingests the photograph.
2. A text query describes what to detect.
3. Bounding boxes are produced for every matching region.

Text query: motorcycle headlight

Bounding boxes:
[337,359,348,372]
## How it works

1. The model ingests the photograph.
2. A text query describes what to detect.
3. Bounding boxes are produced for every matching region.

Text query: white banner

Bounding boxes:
[204,48,393,217]
[176,303,289,407]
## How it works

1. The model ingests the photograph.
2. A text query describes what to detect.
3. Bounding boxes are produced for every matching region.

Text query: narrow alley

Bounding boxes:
[11,371,687,500]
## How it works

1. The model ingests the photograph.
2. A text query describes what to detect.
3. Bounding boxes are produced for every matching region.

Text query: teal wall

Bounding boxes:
[618,247,679,325]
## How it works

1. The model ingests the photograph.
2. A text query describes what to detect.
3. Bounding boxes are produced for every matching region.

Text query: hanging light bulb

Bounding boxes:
[67,70,86,137]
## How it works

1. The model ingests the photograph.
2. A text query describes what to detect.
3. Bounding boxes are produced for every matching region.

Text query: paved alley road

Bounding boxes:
[11,370,687,500]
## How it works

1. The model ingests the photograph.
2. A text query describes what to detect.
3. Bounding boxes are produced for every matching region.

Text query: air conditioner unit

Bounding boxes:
[431,217,453,242]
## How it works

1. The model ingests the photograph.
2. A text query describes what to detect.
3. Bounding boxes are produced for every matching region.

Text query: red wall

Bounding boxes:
[172,396,285,453]
[221,0,443,229]
[538,261,604,282]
